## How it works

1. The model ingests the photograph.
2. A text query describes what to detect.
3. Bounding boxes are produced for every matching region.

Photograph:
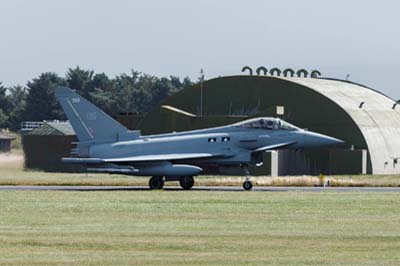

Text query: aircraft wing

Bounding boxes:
[63,153,223,164]
[104,153,221,162]
[252,142,296,152]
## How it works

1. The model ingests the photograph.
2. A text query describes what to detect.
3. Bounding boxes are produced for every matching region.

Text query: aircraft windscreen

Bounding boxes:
[237,118,274,129]
[236,118,298,130]
[277,120,299,131]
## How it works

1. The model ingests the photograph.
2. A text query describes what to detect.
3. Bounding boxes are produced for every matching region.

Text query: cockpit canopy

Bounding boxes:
[234,118,299,131]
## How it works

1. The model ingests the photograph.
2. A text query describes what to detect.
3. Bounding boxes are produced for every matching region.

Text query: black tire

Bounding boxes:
[179,176,194,190]
[243,180,253,191]
[149,176,164,190]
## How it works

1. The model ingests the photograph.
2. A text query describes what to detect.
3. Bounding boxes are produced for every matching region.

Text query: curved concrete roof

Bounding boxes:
[282,77,400,174]
[142,75,400,174]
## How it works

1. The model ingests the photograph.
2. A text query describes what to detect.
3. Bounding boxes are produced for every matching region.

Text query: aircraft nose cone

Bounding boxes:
[303,131,344,147]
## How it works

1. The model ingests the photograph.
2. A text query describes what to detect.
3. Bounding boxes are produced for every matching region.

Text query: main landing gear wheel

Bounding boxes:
[243,180,253,191]
[149,176,164,190]
[179,176,194,190]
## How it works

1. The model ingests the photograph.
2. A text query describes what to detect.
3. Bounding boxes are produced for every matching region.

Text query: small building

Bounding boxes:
[21,115,144,171]
[22,121,82,172]
[0,132,15,152]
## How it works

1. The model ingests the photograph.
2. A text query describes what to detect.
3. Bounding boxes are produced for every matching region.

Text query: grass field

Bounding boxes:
[2,144,400,265]
[0,191,400,265]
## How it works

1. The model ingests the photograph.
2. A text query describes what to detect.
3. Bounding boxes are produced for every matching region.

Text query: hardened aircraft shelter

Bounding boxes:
[141,75,400,175]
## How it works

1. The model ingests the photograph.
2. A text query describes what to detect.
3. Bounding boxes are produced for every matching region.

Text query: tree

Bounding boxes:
[0,82,10,128]
[0,109,7,128]
[92,73,112,91]
[182,77,193,89]
[6,86,27,130]
[1,68,192,129]
[112,71,143,114]
[24,72,66,121]
[105,71,192,114]
[66,66,94,99]
[88,73,116,114]
[149,77,174,108]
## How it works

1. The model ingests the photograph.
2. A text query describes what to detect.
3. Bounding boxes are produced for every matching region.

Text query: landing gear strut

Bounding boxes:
[149,176,164,190]
[241,165,253,191]
[179,176,194,190]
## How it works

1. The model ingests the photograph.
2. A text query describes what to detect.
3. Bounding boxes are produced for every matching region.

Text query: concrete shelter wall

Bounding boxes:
[141,75,372,175]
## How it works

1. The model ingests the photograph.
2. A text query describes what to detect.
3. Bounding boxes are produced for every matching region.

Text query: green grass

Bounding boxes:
[0,191,400,265]
[0,163,149,186]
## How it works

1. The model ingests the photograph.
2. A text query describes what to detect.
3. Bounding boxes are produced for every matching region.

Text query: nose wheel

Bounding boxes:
[243,180,253,190]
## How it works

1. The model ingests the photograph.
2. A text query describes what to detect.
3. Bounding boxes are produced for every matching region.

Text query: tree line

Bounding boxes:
[0,67,193,131]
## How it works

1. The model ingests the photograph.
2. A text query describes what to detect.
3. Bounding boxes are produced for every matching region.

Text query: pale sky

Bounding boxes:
[1,0,399,99]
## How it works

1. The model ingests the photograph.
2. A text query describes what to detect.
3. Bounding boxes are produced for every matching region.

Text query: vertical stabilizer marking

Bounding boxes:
[66,98,94,139]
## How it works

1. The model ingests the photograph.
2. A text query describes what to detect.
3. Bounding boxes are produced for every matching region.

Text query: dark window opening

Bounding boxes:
[208,138,217,143]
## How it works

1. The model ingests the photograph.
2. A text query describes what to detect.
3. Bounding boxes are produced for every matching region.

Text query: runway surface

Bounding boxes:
[0,185,400,192]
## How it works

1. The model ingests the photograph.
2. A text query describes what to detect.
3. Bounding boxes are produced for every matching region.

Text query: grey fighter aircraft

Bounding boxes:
[55,87,343,190]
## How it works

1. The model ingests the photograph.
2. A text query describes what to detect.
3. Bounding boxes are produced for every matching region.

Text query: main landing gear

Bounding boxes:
[148,176,195,190]
[179,176,195,190]
[149,176,164,190]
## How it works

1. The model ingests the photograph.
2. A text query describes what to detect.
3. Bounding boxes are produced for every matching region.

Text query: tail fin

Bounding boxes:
[55,87,129,142]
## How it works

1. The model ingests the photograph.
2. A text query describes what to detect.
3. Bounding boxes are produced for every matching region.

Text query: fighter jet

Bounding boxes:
[55,87,343,190]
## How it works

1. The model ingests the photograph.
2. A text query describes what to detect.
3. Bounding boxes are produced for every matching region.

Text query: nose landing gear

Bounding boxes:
[241,165,253,191]
[243,179,253,191]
